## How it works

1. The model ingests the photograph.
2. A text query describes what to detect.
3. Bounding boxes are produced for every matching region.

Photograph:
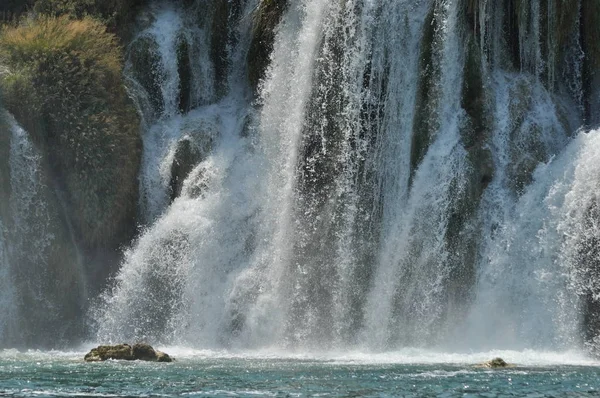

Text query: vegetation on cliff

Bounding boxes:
[0,16,141,249]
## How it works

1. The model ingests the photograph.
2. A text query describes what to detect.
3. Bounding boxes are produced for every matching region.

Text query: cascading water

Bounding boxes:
[0,115,86,347]
[126,1,220,222]
[0,219,15,343]
[33,0,599,353]
[95,0,260,346]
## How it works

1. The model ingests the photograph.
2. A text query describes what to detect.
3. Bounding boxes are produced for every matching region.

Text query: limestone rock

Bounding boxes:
[131,343,157,361]
[84,343,173,362]
[476,357,514,369]
[247,0,288,91]
[156,351,173,362]
[84,344,135,362]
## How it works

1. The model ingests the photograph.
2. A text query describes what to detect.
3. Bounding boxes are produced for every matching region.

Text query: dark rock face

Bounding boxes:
[247,0,288,91]
[129,36,165,117]
[84,343,173,362]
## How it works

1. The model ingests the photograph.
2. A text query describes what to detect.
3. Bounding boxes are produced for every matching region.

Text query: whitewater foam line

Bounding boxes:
[4,346,598,368]
[148,346,600,367]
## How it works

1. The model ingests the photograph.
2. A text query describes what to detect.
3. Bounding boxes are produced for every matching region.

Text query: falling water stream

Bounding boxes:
[1,0,600,356]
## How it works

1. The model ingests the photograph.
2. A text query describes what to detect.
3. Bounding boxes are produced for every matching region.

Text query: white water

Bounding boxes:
[0,117,52,345]
[128,1,218,222]
[84,0,600,355]
[0,114,88,347]
[364,0,468,349]
[462,71,573,351]
[0,219,14,342]
[4,345,600,369]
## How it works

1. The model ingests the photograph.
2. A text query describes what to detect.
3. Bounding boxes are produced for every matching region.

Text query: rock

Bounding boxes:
[247,0,288,91]
[84,344,135,362]
[129,35,165,117]
[156,351,173,362]
[84,343,173,362]
[476,357,514,369]
[169,120,216,201]
[131,343,157,361]
[170,137,204,201]
[176,34,193,113]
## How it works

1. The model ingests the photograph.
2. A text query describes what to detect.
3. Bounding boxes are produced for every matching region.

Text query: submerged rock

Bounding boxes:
[476,357,513,369]
[84,344,173,362]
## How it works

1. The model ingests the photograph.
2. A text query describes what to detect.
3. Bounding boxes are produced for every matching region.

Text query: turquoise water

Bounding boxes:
[1,349,600,397]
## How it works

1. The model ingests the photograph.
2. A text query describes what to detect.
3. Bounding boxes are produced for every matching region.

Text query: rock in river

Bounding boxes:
[84,343,173,362]
[475,357,514,369]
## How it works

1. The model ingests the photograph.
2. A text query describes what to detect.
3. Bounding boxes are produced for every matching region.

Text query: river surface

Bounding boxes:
[1,349,600,397]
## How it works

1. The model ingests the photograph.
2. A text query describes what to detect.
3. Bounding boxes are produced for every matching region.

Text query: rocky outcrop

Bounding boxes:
[476,357,513,369]
[247,0,288,91]
[129,36,165,118]
[84,343,173,362]
[169,119,216,201]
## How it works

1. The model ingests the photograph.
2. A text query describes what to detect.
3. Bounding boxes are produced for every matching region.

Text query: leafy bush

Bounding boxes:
[0,16,141,248]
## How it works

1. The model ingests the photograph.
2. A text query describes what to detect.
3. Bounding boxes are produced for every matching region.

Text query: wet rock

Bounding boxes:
[176,35,193,113]
[131,343,157,361]
[84,344,135,362]
[169,119,216,201]
[476,357,513,369]
[210,0,231,95]
[247,0,288,91]
[129,35,165,117]
[84,343,173,362]
[170,137,204,200]
[156,351,173,362]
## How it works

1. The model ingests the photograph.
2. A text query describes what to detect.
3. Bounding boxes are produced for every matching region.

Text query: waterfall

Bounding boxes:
[79,0,600,352]
[95,0,260,346]
[126,1,219,222]
[0,115,87,347]
[0,219,15,343]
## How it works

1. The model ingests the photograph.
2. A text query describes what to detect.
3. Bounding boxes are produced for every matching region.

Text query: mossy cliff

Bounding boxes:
[0,17,141,251]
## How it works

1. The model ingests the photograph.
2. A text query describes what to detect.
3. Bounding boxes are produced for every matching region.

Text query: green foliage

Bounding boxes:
[0,16,141,248]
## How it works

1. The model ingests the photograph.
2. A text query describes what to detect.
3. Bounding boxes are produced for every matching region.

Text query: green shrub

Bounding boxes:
[0,16,141,248]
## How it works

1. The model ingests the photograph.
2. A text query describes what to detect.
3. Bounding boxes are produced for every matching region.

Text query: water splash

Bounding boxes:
[95,0,597,354]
